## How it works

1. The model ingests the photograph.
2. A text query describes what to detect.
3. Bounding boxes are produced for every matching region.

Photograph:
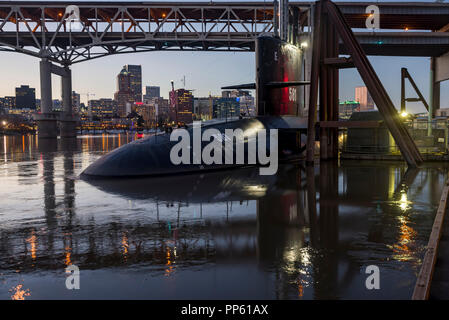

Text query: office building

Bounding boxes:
[89,98,116,119]
[214,97,240,119]
[135,103,157,127]
[114,67,133,117]
[339,100,361,120]
[124,65,142,102]
[144,86,161,102]
[355,86,375,111]
[194,97,214,120]
[15,85,36,109]
[238,95,255,116]
[3,96,16,110]
[0,98,5,114]
[222,89,252,99]
[169,89,193,124]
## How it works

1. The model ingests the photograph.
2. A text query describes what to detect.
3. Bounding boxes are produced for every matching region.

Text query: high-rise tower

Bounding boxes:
[124,65,142,103]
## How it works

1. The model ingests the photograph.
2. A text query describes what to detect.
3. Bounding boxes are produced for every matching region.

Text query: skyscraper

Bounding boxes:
[214,97,240,119]
[169,89,193,125]
[88,98,116,119]
[114,67,133,117]
[15,85,36,109]
[124,65,142,103]
[355,86,375,111]
[143,86,160,102]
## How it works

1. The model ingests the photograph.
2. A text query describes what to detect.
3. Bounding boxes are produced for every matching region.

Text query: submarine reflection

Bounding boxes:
[2,134,447,299]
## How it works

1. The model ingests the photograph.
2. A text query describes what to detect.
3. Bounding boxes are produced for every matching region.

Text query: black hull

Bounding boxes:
[81,116,307,178]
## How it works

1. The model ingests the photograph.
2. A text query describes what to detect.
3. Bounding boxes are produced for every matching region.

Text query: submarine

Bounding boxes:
[81,36,309,178]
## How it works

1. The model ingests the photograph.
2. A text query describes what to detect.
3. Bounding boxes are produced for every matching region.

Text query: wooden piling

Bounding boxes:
[325,0,423,167]
[306,1,322,164]
[412,177,449,300]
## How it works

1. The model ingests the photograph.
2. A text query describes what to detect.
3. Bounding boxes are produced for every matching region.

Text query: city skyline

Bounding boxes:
[0,51,447,114]
[0,0,447,114]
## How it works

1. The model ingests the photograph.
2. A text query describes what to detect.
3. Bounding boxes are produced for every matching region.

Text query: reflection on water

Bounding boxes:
[0,134,448,299]
[10,284,31,300]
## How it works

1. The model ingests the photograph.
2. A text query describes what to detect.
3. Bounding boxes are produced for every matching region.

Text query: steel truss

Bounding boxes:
[0,2,311,64]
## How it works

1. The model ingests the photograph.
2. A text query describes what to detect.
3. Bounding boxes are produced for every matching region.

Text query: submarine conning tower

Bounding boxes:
[256,36,305,117]
[221,0,309,118]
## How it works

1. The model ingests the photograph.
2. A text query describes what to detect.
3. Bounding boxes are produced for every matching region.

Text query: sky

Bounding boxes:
[0,0,448,114]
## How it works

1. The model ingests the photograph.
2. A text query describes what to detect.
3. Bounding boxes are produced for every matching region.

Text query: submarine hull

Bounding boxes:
[81,116,306,178]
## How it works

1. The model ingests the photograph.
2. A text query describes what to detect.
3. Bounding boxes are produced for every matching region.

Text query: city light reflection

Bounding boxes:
[3,135,7,163]
[398,191,411,212]
[122,232,129,261]
[65,246,72,266]
[391,215,417,261]
[26,230,37,261]
[10,284,31,300]
[165,247,175,277]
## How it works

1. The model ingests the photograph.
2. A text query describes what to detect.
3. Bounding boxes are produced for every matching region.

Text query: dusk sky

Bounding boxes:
[0,0,447,114]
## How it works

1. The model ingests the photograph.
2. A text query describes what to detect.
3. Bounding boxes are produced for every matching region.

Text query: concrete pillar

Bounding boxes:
[40,59,52,113]
[432,56,441,116]
[35,59,58,139]
[60,66,77,138]
[434,81,441,113]
[428,58,435,136]
[62,67,72,114]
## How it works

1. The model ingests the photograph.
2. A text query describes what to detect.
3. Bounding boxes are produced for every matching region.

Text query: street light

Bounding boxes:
[1,120,6,126]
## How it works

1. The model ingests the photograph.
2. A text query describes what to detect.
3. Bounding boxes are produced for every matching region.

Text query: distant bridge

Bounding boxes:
[0,1,449,64]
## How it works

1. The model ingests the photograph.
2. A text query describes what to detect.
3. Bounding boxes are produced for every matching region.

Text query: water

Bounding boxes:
[0,134,447,300]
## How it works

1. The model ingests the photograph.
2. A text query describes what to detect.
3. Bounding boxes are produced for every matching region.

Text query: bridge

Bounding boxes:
[1,1,449,63]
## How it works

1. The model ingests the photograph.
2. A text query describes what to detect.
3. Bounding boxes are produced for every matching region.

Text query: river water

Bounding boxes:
[0,134,446,299]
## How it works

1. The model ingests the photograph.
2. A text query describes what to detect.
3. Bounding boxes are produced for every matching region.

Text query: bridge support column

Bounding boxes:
[34,59,58,139]
[319,4,339,160]
[429,58,436,136]
[59,66,77,138]
[431,57,440,117]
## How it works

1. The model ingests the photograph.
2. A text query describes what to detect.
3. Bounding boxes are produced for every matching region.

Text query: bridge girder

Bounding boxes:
[0,2,285,64]
[1,2,449,64]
